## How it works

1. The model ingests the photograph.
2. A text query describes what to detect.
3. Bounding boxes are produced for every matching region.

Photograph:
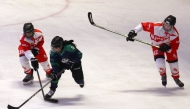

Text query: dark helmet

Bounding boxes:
[23,23,34,33]
[164,15,176,26]
[51,36,64,48]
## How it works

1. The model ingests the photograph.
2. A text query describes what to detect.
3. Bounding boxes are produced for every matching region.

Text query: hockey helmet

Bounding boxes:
[164,15,176,26]
[51,36,64,48]
[23,23,34,33]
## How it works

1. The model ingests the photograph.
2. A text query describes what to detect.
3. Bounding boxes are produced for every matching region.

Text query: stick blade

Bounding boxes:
[88,12,95,25]
[44,98,58,103]
[7,105,19,109]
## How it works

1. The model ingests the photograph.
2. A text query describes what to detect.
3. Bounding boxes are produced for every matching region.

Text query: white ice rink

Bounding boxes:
[1,0,190,109]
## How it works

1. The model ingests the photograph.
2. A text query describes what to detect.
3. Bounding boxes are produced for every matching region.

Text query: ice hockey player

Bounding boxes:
[45,36,84,98]
[126,15,184,87]
[18,23,52,85]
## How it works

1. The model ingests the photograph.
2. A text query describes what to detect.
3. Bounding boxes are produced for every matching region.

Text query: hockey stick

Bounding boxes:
[35,69,58,103]
[7,70,64,109]
[88,12,160,48]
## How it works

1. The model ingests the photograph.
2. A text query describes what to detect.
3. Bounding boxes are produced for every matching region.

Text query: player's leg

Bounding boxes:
[19,55,34,85]
[45,76,63,98]
[39,60,52,78]
[166,51,184,87]
[45,68,64,98]
[45,80,59,98]
[36,47,52,77]
[152,47,167,86]
[70,62,84,88]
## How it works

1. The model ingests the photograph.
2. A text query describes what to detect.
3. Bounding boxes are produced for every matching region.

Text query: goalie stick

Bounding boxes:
[87,12,160,48]
[7,70,64,109]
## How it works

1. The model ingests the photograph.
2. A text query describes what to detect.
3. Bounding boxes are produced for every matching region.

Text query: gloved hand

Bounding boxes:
[65,61,75,70]
[159,43,171,52]
[61,58,75,70]
[31,48,39,57]
[49,71,59,80]
[30,58,39,71]
[126,30,137,42]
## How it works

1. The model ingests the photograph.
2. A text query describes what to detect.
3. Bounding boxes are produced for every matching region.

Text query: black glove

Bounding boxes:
[61,58,75,70]
[49,71,58,80]
[159,43,171,52]
[31,48,39,57]
[126,30,137,42]
[30,58,39,71]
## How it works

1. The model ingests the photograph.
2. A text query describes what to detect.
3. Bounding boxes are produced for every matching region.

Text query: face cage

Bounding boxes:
[24,31,34,39]
[163,22,173,32]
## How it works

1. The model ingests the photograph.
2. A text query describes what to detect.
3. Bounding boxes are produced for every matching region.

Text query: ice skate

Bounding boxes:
[23,73,34,85]
[174,78,184,87]
[79,81,85,88]
[161,75,167,87]
[45,90,55,99]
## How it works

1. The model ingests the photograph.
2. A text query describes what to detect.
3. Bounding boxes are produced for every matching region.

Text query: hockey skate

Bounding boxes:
[45,90,55,99]
[174,78,184,87]
[79,81,85,88]
[23,73,34,85]
[161,75,167,87]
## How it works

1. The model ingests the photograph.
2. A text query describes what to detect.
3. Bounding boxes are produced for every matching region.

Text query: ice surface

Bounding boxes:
[0,0,190,109]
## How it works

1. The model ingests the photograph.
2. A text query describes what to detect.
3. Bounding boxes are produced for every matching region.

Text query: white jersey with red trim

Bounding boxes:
[133,22,179,51]
[18,29,44,60]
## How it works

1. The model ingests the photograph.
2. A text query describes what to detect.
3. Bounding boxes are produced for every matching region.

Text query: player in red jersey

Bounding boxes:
[18,23,52,85]
[126,15,184,87]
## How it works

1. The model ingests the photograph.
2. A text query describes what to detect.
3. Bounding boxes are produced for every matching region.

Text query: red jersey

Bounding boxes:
[134,22,179,51]
[18,29,44,59]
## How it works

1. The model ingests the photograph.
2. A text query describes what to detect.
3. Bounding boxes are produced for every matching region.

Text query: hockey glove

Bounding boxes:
[126,30,137,42]
[30,58,39,71]
[49,71,59,80]
[159,43,171,52]
[31,48,39,57]
[65,61,75,70]
[61,58,75,70]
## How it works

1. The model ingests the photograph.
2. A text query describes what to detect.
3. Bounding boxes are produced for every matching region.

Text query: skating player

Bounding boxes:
[18,23,52,85]
[45,36,84,98]
[126,15,184,87]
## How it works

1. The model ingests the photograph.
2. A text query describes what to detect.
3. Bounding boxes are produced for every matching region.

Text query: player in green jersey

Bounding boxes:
[45,36,84,98]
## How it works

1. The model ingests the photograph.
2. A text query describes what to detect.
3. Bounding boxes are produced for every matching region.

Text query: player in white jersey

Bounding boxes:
[18,23,52,85]
[126,15,184,87]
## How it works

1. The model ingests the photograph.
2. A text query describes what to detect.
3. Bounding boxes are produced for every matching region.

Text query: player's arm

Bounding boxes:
[139,22,154,33]
[127,22,154,41]
[170,28,180,51]
[50,51,60,72]
[62,45,82,61]
[61,45,82,69]
[32,34,44,56]
[20,40,35,60]
[36,35,44,49]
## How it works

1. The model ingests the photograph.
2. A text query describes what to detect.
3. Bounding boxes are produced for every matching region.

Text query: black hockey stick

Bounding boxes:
[7,79,53,109]
[35,69,58,103]
[88,12,159,48]
[7,70,64,109]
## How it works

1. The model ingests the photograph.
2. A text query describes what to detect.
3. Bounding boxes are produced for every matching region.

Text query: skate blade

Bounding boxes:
[23,80,34,85]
